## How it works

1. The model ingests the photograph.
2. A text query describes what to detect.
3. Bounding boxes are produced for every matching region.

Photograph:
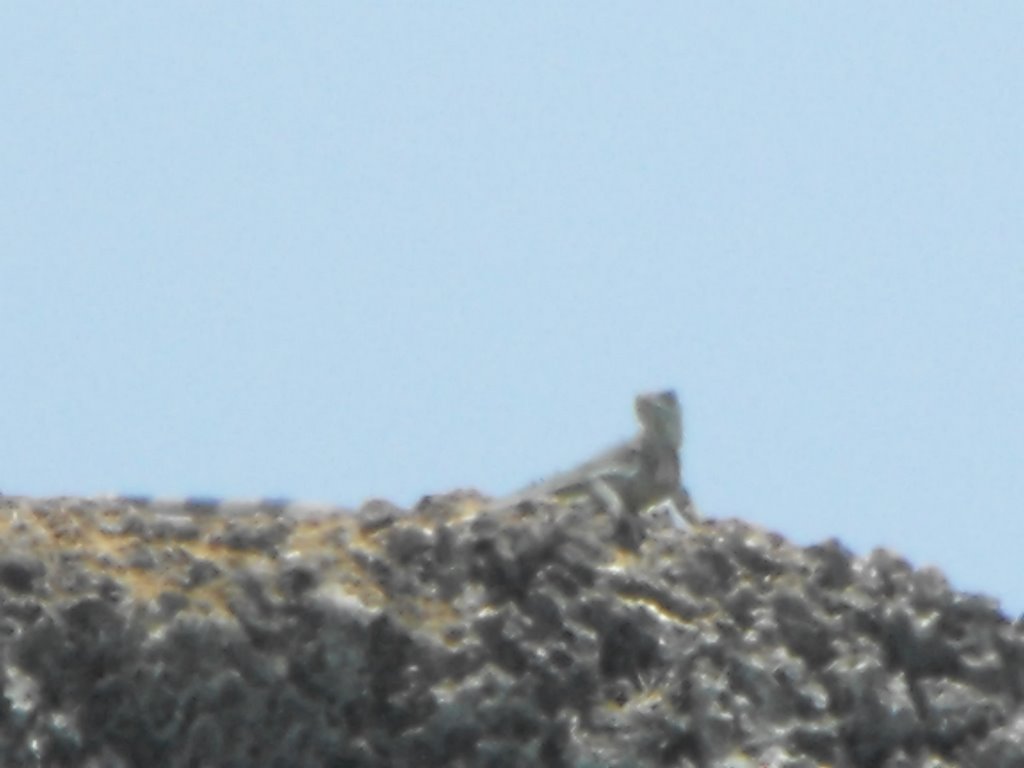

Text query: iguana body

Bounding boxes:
[492,390,698,526]
[2,392,697,529]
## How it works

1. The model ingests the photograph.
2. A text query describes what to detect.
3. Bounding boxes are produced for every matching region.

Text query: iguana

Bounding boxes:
[1,392,697,531]
[490,390,698,527]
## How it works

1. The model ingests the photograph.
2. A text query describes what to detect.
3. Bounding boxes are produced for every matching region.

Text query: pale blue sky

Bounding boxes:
[2,7,1021,614]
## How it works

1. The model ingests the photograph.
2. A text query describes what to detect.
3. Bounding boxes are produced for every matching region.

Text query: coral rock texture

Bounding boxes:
[0,492,1021,767]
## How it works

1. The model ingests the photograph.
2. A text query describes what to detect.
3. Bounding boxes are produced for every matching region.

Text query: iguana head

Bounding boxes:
[634,389,682,449]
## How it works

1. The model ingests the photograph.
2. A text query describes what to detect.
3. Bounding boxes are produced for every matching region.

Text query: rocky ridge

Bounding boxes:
[0,491,1021,767]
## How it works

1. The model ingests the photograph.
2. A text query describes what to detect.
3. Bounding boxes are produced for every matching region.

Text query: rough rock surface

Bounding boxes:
[0,492,1021,767]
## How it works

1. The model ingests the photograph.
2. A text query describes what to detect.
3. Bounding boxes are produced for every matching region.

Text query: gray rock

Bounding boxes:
[0,493,1020,767]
